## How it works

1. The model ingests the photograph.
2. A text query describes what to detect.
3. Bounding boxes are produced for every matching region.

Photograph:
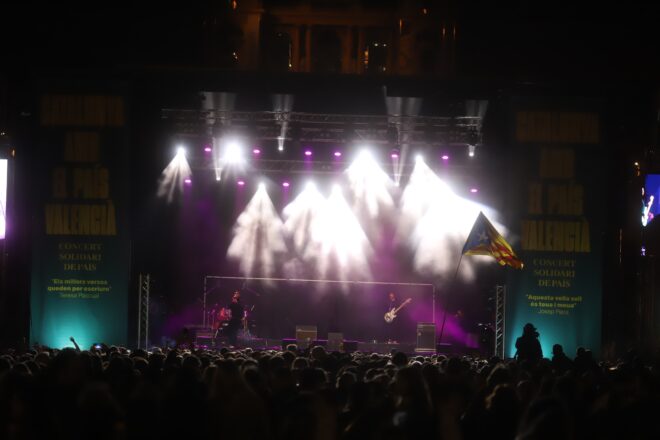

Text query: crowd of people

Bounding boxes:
[1,326,660,439]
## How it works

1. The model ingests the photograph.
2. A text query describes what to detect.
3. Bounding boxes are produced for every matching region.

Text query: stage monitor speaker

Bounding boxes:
[296,325,317,348]
[416,323,436,352]
[195,329,214,348]
[327,332,344,352]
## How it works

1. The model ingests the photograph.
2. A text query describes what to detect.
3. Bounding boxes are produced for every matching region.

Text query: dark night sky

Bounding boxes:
[1,1,659,80]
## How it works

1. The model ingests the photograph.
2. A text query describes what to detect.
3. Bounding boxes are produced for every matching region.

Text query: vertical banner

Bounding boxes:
[30,91,130,349]
[506,101,604,358]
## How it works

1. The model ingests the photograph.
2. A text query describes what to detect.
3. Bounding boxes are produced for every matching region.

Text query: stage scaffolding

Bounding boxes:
[494,284,506,358]
[162,109,482,147]
[137,273,151,350]
[202,275,436,329]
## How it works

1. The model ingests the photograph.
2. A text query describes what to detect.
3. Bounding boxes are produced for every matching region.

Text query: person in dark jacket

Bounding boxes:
[515,323,542,363]
[551,344,573,374]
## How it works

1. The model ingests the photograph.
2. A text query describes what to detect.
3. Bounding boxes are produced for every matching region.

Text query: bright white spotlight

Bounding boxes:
[468,144,476,157]
[258,182,266,190]
[157,145,192,203]
[316,187,371,271]
[399,158,506,281]
[227,185,287,278]
[213,138,247,181]
[347,148,395,220]
[415,154,424,163]
[358,149,372,159]
[223,140,244,164]
[282,181,371,280]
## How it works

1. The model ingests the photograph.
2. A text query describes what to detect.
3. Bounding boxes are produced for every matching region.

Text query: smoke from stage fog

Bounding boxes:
[227,184,287,278]
[157,147,191,203]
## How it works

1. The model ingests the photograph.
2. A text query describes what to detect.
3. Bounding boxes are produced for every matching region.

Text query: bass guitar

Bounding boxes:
[384,298,412,323]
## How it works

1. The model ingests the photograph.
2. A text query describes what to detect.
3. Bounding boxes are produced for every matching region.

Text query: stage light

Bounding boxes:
[321,185,371,268]
[227,182,287,278]
[415,154,424,163]
[157,145,192,202]
[283,180,371,279]
[223,140,244,164]
[470,188,478,193]
[213,138,246,181]
[468,144,476,157]
[184,178,192,185]
[278,135,285,151]
[334,151,342,157]
[253,148,261,155]
[347,149,395,220]
[391,152,399,159]
[441,155,449,161]
[282,181,290,188]
[204,145,212,153]
[237,180,245,186]
[216,176,221,181]
[399,158,506,281]
[304,150,312,157]
[634,161,640,167]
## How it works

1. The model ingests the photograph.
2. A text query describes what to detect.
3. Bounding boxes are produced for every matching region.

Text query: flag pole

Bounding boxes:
[438,253,464,345]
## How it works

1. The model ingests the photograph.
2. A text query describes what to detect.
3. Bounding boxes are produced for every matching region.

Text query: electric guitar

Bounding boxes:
[384,298,412,323]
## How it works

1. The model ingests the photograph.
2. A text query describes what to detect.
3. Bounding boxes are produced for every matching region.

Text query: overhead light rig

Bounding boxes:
[161,109,482,147]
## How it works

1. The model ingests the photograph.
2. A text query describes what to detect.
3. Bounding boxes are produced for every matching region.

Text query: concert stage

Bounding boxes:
[190,326,464,356]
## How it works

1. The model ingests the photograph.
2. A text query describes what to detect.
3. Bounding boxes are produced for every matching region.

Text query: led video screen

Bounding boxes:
[0,159,7,239]
[642,174,660,227]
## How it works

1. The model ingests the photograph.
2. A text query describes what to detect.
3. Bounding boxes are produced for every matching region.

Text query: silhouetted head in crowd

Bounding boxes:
[392,351,408,368]
[552,344,564,357]
[523,323,539,337]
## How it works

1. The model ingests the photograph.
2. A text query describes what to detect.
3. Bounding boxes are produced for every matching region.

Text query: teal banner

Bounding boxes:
[505,103,604,359]
[30,92,130,349]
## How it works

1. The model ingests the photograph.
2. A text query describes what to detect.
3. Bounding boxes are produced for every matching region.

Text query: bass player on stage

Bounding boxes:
[384,292,410,343]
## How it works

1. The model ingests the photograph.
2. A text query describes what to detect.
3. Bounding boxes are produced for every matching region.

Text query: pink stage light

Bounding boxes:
[391,153,399,159]
[304,150,312,156]
[203,145,212,153]
[237,180,245,186]
[441,155,449,161]
[184,178,192,184]
[282,181,290,188]
[470,188,478,193]
[253,148,261,155]
[334,151,342,157]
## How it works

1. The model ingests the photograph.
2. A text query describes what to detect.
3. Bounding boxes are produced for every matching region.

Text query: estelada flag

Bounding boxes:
[462,212,524,269]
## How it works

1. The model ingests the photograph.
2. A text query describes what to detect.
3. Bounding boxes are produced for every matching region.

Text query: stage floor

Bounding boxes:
[194,335,459,356]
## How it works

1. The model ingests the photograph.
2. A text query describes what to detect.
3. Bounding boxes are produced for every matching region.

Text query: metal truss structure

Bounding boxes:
[162,109,483,146]
[137,273,151,350]
[494,284,506,358]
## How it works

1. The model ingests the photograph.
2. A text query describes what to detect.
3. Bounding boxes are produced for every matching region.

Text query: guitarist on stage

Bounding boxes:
[385,292,401,343]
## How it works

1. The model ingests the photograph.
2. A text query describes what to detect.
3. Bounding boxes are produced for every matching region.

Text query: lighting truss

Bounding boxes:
[162,109,482,146]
